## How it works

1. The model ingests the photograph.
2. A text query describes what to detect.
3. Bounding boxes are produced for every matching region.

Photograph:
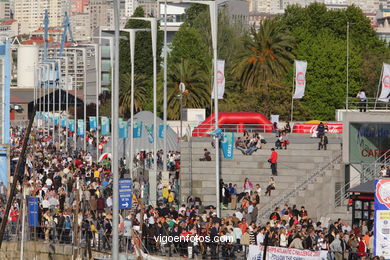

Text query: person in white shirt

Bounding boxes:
[356,90,367,112]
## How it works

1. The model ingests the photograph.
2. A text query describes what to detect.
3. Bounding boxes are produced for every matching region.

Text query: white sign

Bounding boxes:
[378,63,390,102]
[293,60,308,99]
[374,179,390,259]
[247,245,328,260]
[212,59,225,99]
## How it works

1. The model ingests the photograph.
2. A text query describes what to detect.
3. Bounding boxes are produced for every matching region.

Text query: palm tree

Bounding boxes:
[234,18,295,90]
[166,59,210,120]
[119,72,148,118]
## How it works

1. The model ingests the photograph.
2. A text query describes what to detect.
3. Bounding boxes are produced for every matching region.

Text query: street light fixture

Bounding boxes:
[121,28,150,177]
[181,0,222,216]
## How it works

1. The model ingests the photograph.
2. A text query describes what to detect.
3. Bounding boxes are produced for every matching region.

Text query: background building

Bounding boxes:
[0,0,11,20]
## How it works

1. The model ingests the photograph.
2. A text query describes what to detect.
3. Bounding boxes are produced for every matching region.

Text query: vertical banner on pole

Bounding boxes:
[54,116,59,126]
[293,60,308,99]
[211,59,225,99]
[77,119,84,136]
[133,121,142,138]
[374,179,390,259]
[378,63,390,102]
[221,132,234,159]
[118,118,128,139]
[158,124,169,139]
[145,124,154,143]
[89,116,97,131]
[69,119,75,132]
[61,116,67,127]
[101,117,110,136]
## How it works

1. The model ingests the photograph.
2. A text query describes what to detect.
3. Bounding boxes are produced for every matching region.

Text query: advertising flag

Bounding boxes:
[158,124,169,139]
[293,60,308,99]
[101,117,110,136]
[77,119,84,136]
[145,124,154,143]
[61,116,67,127]
[69,120,75,132]
[374,179,390,259]
[378,63,390,102]
[36,112,41,119]
[221,132,234,159]
[211,59,225,99]
[54,116,59,126]
[89,116,97,131]
[119,118,128,139]
[133,121,142,138]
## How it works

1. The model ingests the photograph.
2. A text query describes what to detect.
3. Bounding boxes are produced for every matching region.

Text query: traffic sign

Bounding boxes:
[119,178,132,209]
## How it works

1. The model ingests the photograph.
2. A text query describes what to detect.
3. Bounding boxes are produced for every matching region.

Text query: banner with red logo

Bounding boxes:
[211,59,225,99]
[293,60,307,99]
[374,179,390,259]
[378,63,390,102]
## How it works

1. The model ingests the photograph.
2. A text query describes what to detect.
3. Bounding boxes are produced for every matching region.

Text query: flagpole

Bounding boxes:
[290,61,295,124]
[374,63,384,110]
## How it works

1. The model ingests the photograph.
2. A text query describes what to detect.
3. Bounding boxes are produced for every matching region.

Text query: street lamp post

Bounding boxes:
[121,28,150,177]
[181,0,221,216]
[128,17,158,203]
[163,0,168,172]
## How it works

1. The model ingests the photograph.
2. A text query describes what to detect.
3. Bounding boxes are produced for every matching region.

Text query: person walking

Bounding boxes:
[268,148,278,176]
[356,89,367,112]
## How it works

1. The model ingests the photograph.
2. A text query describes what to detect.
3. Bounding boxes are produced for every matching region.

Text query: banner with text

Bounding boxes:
[89,116,97,131]
[133,121,142,138]
[101,117,110,136]
[293,60,308,99]
[54,116,59,126]
[145,124,154,143]
[77,119,84,136]
[119,118,128,139]
[247,245,327,260]
[158,124,169,139]
[221,132,234,159]
[69,120,75,132]
[379,63,390,102]
[211,59,225,99]
[61,116,67,127]
[374,179,390,260]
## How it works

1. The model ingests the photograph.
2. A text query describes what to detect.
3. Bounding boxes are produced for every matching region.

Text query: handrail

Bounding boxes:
[346,97,390,111]
[259,152,342,221]
[334,149,390,207]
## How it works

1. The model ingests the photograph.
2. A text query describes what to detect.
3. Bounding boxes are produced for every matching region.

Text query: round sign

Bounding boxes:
[179,82,186,93]
[217,70,225,84]
[296,72,305,85]
[383,75,390,88]
[377,180,390,209]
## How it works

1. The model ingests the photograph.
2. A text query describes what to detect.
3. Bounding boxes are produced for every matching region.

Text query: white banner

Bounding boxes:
[378,63,390,102]
[247,245,328,260]
[212,59,225,99]
[293,60,308,99]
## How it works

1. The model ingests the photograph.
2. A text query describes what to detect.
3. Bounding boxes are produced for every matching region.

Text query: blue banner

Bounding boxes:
[145,124,154,143]
[101,117,110,135]
[133,121,142,138]
[158,124,169,139]
[61,116,67,127]
[36,112,41,119]
[119,118,128,139]
[119,178,132,209]
[54,116,59,126]
[374,179,390,259]
[89,116,97,131]
[77,119,84,136]
[28,197,39,227]
[44,113,49,123]
[221,132,234,159]
[69,119,75,132]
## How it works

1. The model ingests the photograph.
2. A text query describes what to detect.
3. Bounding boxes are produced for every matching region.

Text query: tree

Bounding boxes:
[165,59,210,119]
[233,19,295,91]
[119,73,149,118]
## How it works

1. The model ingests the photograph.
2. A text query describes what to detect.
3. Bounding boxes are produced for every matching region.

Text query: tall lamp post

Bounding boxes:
[346,22,354,111]
[163,0,168,171]
[181,0,221,216]
[128,17,158,201]
[121,28,150,177]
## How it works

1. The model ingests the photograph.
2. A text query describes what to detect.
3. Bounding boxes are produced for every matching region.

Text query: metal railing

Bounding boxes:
[192,123,275,135]
[258,152,342,221]
[334,150,390,207]
[347,97,390,111]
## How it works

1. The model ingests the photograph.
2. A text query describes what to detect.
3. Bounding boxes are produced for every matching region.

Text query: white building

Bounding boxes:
[125,0,138,17]
[0,0,11,20]
[14,0,63,35]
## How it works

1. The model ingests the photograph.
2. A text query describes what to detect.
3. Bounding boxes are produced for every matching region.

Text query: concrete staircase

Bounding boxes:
[180,135,350,222]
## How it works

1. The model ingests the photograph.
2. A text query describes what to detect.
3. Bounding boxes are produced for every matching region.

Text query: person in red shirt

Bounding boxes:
[269,148,278,176]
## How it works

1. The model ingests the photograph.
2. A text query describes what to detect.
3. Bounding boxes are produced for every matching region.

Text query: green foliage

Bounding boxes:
[119,73,149,118]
